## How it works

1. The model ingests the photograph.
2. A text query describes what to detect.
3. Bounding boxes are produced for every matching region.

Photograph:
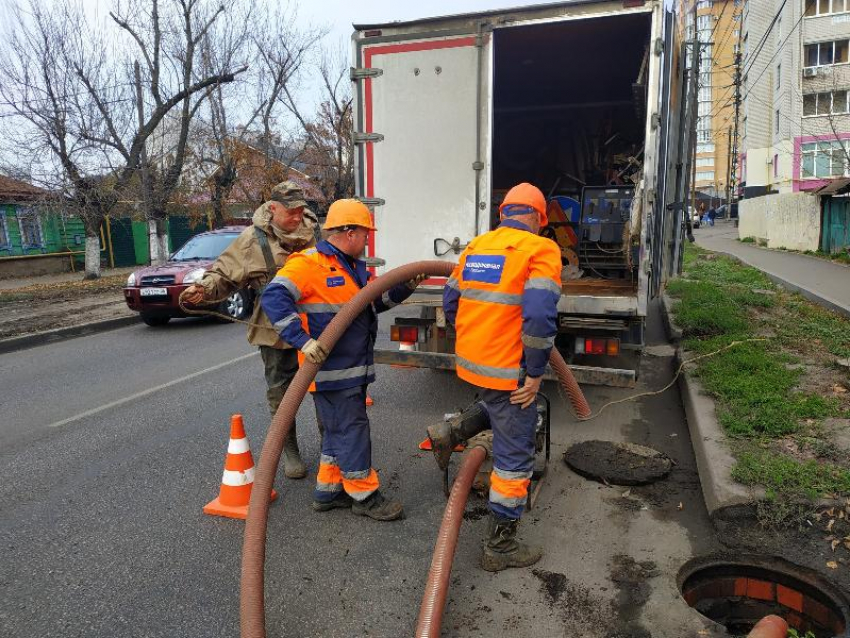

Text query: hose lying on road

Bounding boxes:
[240,261,591,638]
[415,445,488,638]
[415,349,590,638]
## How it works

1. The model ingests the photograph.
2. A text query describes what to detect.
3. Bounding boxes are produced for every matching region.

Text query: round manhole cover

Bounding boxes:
[563,440,672,486]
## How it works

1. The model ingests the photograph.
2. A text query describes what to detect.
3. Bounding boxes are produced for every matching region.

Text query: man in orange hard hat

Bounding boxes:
[443,182,562,571]
[261,199,425,520]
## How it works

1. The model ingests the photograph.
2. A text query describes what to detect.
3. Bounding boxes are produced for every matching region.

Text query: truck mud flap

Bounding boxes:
[373,349,636,388]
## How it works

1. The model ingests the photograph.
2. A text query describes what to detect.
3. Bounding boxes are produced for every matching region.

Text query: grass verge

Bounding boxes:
[668,244,850,504]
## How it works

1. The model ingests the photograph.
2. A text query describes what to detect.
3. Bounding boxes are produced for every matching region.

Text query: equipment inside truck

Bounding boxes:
[490,12,652,289]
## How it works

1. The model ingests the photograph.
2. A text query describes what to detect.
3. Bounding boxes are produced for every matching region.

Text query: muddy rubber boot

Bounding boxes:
[427,401,490,471]
[312,491,354,512]
[480,515,542,572]
[282,430,307,479]
[351,490,404,521]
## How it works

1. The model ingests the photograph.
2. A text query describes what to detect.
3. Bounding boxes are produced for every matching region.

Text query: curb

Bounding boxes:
[701,247,850,320]
[660,294,764,516]
[0,315,140,355]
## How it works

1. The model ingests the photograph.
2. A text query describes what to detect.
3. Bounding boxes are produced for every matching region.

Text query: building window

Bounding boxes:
[696,157,715,167]
[697,142,716,153]
[695,170,715,181]
[0,213,9,250]
[774,153,779,177]
[776,63,781,89]
[16,207,44,250]
[775,109,781,134]
[801,140,850,178]
[802,90,850,116]
[806,0,848,16]
[804,39,850,67]
[697,0,712,8]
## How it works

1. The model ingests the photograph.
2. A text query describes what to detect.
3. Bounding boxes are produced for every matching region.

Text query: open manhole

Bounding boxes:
[563,440,672,486]
[679,555,850,637]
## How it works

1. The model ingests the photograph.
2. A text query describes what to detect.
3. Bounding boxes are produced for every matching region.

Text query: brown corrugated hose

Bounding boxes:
[414,349,591,638]
[239,261,591,638]
[414,445,488,638]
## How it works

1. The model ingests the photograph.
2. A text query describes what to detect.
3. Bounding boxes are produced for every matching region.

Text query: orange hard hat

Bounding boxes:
[322,199,377,231]
[499,183,548,228]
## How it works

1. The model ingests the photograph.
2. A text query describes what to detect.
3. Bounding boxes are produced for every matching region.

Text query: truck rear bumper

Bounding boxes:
[373,349,636,388]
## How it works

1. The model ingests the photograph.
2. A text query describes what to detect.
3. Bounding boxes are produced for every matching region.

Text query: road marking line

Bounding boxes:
[47,351,259,429]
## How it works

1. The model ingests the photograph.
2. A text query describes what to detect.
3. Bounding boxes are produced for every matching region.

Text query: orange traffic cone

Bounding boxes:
[204,414,277,520]
[366,394,374,406]
[418,437,465,452]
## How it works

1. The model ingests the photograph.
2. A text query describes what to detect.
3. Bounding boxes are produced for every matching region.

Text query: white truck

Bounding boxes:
[352,0,691,387]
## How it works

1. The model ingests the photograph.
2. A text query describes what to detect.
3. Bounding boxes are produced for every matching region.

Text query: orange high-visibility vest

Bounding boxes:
[448,224,562,391]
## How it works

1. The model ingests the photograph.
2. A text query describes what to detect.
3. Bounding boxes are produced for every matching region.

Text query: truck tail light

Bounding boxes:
[576,338,620,356]
[391,325,419,343]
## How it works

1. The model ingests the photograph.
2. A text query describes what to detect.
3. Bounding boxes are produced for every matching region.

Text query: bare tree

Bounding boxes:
[283,46,355,210]
[0,1,130,278]
[0,0,248,274]
[193,3,322,225]
[109,0,249,263]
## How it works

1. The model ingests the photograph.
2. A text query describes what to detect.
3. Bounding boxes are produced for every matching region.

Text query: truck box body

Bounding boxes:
[352,0,690,386]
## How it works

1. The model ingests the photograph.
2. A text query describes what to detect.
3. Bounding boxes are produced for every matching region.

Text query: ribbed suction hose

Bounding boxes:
[240,260,591,638]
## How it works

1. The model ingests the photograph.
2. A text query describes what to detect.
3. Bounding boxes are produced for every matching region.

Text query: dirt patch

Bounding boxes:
[532,568,568,602]
[532,571,614,632]
[713,503,850,596]
[0,294,135,339]
[564,440,673,486]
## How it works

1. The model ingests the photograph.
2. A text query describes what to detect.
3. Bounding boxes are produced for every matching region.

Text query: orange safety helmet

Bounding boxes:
[322,199,377,231]
[499,182,548,228]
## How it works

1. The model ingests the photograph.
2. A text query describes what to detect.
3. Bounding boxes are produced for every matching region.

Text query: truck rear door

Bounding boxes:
[353,33,487,273]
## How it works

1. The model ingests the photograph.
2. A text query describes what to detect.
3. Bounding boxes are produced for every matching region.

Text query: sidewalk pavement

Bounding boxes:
[695,221,850,317]
[0,266,136,291]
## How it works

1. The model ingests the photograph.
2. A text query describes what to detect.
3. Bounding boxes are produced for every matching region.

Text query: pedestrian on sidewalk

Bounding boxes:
[443,182,561,571]
[707,206,716,227]
[261,199,425,521]
[181,181,318,479]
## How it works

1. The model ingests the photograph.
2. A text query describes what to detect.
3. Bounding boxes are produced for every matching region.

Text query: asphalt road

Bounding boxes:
[0,306,724,637]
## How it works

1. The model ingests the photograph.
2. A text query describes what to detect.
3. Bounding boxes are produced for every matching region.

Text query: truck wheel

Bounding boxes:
[141,313,171,327]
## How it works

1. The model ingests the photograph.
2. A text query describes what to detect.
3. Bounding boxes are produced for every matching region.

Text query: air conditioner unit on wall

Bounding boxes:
[803,67,817,78]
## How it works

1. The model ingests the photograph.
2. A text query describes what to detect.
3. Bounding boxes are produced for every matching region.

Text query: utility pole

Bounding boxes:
[729,18,743,205]
[726,125,733,206]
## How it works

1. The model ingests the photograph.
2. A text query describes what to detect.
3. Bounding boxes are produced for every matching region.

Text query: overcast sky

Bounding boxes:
[291,0,565,111]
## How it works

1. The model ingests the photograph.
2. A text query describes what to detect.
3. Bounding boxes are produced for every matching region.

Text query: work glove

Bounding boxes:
[182,285,206,305]
[301,338,329,365]
[406,274,427,290]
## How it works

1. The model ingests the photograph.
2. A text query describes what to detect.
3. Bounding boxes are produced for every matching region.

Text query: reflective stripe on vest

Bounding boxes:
[455,356,521,381]
[314,364,376,383]
[460,288,522,306]
[524,277,561,295]
[270,275,302,301]
[297,302,346,314]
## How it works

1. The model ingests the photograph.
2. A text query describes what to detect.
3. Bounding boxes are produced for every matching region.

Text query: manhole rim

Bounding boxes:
[678,552,850,638]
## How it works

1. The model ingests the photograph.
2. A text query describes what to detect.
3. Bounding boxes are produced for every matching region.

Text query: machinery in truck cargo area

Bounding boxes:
[353,0,691,387]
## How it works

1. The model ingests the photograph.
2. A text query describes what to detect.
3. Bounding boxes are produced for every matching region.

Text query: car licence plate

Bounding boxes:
[141,287,168,296]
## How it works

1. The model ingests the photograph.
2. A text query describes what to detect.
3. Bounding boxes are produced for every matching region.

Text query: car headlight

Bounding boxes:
[182,268,206,285]
[127,273,136,286]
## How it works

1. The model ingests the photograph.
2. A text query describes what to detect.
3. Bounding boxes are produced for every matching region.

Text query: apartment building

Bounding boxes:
[737,0,850,251]
[682,0,742,202]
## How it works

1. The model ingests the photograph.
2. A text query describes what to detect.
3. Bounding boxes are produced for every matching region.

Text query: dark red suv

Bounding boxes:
[123,227,253,326]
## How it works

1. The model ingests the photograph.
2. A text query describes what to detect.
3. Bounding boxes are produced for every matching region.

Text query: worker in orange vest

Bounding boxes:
[443,183,562,571]
[261,199,424,521]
